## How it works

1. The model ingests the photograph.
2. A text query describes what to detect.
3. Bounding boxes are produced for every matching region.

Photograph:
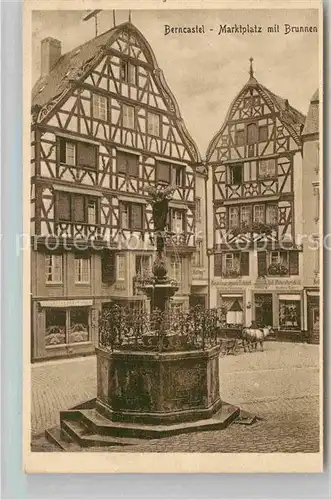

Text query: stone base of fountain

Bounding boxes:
[45,344,258,450]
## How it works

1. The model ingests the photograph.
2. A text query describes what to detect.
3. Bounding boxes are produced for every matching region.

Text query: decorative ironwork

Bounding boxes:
[99,304,220,352]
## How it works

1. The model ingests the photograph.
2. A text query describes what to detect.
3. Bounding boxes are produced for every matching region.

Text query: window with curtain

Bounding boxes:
[259,158,276,178]
[220,295,244,326]
[119,202,143,230]
[279,300,301,330]
[253,205,265,223]
[241,206,252,225]
[74,256,90,283]
[92,94,107,121]
[147,112,160,136]
[123,104,135,129]
[45,254,63,283]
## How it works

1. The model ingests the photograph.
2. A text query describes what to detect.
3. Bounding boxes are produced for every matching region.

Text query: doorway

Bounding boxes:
[254,293,273,327]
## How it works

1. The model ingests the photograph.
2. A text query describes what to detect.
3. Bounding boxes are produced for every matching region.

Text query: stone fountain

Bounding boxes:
[44,186,257,450]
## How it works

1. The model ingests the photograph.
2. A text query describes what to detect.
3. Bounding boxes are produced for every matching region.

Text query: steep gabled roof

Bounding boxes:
[302,89,319,136]
[206,74,306,161]
[31,21,201,163]
[32,25,120,108]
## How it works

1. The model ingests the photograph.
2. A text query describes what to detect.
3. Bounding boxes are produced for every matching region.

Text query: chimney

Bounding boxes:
[41,37,61,77]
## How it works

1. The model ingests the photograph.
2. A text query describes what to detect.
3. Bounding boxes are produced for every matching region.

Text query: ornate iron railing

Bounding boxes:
[98,305,220,352]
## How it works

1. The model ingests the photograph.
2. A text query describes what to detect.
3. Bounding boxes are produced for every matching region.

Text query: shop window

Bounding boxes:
[69,307,89,343]
[279,300,301,330]
[117,151,139,177]
[220,296,244,326]
[45,308,66,346]
[45,307,90,347]
[45,254,63,283]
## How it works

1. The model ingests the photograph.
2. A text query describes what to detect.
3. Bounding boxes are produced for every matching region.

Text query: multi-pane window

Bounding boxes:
[123,104,135,129]
[117,254,126,280]
[119,202,143,230]
[216,252,249,277]
[59,138,97,169]
[117,151,139,177]
[235,129,245,146]
[57,193,99,225]
[228,164,243,184]
[259,158,276,178]
[74,256,90,284]
[193,240,203,267]
[258,250,299,276]
[147,112,160,136]
[241,206,252,225]
[266,205,278,225]
[92,94,107,120]
[45,307,90,347]
[229,207,239,228]
[247,123,258,144]
[135,255,152,277]
[170,256,182,283]
[196,198,201,222]
[120,61,137,85]
[270,251,288,267]
[171,165,185,187]
[253,205,265,223]
[259,125,268,142]
[171,209,185,233]
[45,254,63,283]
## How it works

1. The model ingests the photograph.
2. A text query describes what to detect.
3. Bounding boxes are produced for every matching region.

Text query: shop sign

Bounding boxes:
[39,299,93,308]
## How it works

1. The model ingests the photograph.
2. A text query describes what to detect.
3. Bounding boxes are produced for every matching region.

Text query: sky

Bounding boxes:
[32,8,319,158]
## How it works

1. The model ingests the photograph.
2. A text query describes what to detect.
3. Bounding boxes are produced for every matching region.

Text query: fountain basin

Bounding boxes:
[96,345,222,424]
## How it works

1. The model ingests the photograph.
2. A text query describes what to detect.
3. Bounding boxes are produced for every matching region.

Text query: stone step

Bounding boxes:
[61,403,241,440]
[45,426,81,452]
[61,419,144,448]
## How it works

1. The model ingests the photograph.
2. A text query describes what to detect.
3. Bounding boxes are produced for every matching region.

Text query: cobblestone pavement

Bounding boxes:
[31,342,320,453]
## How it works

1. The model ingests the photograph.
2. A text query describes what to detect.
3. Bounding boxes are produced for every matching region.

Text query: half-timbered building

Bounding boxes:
[30,22,201,361]
[206,61,307,339]
[302,90,320,344]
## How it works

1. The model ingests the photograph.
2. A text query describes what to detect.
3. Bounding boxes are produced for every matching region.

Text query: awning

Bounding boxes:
[53,184,102,198]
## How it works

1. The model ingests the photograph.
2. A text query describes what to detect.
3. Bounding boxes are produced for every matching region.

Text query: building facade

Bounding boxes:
[30,22,201,361]
[206,63,309,340]
[301,90,320,344]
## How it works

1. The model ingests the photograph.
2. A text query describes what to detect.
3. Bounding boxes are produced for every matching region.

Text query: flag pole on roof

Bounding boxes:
[113,10,116,27]
[83,9,102,37]
[129,10,132,22]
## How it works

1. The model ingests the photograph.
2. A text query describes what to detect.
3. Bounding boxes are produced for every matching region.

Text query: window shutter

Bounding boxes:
[240,252,250,276]
[156,161,171,183]
[59,138,66,163]
[257,251,267,277]
[128,154,139,177]
[73,195,85,222]
[289,251,299,275]
[102,250,116,283]
[214,254,222,277]
[57,192,71,221]
[131,204,143,230]
[77,143,96,169]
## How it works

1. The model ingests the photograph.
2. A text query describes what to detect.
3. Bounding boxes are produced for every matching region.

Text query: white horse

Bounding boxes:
[242,325,274,352]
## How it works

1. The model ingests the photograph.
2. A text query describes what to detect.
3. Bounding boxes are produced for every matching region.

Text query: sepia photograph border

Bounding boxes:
[22,0,324,474]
